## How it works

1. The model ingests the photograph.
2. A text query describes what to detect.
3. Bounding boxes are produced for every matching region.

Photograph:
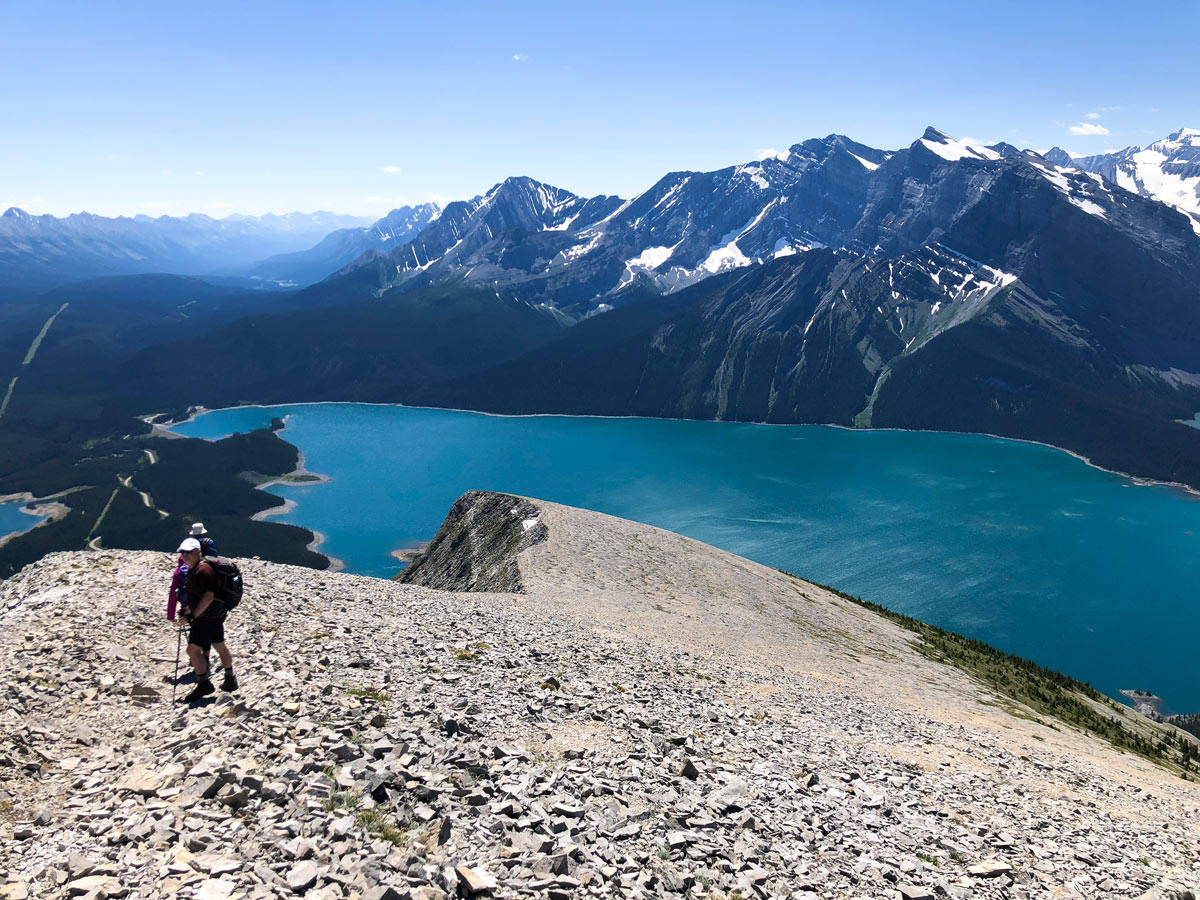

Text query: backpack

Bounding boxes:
[202,555,244,611]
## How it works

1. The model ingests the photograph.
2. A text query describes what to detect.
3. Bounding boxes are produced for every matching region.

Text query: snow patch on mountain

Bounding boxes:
[736,165,771,190]
[1070,197,1108,219]
[849,152,880,171]
[772,238,799,258]
[650,178,690,213]
[1127,147,1200,216]
[1027,160,1113,221]
[626,244,678,270]
[701,239,753,274]
[1051,128,1200,231]
[920,133,1001,163]
[557,233,603,264]
[543,212,581,232]
[615,243,684,290]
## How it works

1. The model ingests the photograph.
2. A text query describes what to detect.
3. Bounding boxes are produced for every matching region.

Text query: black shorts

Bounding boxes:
[188,617,226,652]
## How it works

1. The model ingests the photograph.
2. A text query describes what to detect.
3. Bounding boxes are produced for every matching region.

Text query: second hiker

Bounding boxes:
[176,537,238,702]
[189,522,217,558]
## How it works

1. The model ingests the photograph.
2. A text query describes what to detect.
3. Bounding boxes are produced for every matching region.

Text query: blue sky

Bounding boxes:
[3,0,1197,218]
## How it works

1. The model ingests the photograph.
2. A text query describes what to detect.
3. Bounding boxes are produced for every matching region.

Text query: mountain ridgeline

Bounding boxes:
[128,127,1200,489]
[3,125,1200,573]
[1046,127,1200,228]
[0,207,377,297]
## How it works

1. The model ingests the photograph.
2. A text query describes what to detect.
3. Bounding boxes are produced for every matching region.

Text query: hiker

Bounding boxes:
[176,537,238,701]
[189,522,217,558]
[168,522,215,620]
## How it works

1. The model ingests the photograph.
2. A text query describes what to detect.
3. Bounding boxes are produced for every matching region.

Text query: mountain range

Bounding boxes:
[1046,128,1200,231]
[0,208,373,297]
[106,125,1200,487]
[242,203,442,287]
[3,126,1200,534]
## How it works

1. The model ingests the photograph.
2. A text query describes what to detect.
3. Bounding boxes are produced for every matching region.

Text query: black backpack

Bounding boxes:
[202,555,244,611]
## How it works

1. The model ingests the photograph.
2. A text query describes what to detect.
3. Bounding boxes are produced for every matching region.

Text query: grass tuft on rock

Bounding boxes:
[347,687,390,702]
[355,809,407,845]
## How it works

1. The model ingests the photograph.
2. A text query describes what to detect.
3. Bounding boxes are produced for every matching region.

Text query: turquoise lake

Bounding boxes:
[174,404,1200,714]
[0,499,48,539]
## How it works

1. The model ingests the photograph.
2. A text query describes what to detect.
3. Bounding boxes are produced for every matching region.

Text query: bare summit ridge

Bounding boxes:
[398,490,548,593]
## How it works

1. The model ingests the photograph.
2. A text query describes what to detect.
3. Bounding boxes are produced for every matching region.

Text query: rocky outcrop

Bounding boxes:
[397,491,547,592]
[2,497,1199,900]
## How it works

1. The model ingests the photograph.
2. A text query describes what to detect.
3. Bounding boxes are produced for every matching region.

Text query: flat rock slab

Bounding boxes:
[456,866,499,894]
[968,859,1014,877]
[191,853,243,876]
[287,860,319,892]
[66,876,127,897]
[194,879,236,900]
[116,765,164,796]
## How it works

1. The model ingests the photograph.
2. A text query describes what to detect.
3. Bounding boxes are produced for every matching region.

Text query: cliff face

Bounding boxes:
[397,491,547,592]
[1,493,1198,900]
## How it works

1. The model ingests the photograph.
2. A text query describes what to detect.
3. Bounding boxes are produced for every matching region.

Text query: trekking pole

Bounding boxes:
[172,623,183,703]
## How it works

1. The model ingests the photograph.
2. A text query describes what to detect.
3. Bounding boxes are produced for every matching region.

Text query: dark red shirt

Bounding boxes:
[186,561,222,618]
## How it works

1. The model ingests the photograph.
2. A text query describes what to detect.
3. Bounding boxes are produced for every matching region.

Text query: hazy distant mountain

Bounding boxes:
[1046,129,1200,231]
[244,203,442,287]
[0,208,371,297]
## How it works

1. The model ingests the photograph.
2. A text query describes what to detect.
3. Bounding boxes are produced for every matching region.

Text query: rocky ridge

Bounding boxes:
[2,493,1198,900]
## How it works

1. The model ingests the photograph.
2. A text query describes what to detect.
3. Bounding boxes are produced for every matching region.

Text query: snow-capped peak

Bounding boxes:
[917,127,1001,163]
[1054,128,1200,227]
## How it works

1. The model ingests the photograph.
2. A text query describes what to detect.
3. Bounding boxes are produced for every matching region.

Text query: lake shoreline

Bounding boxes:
[0,491,75,550]
[231,414,342,572]
[170,400,1200,500]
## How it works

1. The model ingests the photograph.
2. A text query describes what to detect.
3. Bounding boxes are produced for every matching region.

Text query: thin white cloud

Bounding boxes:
[211,201,233,208]
[383,165,401,173]
[757,148,787,160]
[426,193,456,206]
[1068,122,1110,136]
[1086,112,1101,120]
[512,53,528,62]
[195,170,206,176]
[363,195,411,205]
[1150,107,1161,113]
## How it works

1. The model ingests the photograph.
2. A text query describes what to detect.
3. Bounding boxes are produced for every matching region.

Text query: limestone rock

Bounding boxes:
[2,501,1199,900]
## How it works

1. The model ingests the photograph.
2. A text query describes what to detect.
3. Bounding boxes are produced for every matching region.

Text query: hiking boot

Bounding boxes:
[221,670,238,692]
[183,678,215,703]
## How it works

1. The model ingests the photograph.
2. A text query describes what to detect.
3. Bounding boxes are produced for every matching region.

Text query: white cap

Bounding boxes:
[177,537,201,553]
[189,523,207,536]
